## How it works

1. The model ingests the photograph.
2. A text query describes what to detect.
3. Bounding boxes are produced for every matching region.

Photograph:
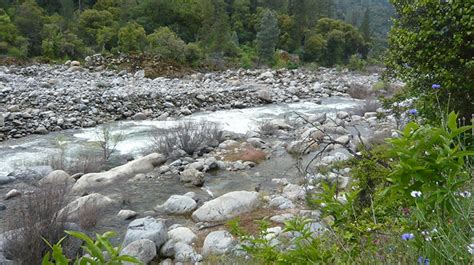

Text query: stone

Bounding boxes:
[0,176,15,185]
[270,213,295,224]
[70,61,81,67]
[174,242,202,262]
[179,168,204,187]
[0,204,6,211]
[192,191,260,222]
[336,111,350,119]
[5,189,21,200]
[117,209,138,220]
[168,227,197,245]
[282,184,305,201]
[132,112,147,121]
[120,239,156,265]
[123,217,168,249]
[269,195,295,209]
[61,193,114,220]
[39,170,74,186]
[35,126,49,134]
[134,70,145,78]
[7,105,19,112]
[73,153,166,193]
[307,113,327,124]
[335,135,350,145]
[257,88,272,102]
[247,137,266,149]
[155,195,197,215]
[202,230,235,256]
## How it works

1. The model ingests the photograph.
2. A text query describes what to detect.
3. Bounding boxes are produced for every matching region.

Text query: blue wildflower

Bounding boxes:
[408,109,418,115]
[431,84,441,89]
[401,233,415,241]
[418,256,430,265]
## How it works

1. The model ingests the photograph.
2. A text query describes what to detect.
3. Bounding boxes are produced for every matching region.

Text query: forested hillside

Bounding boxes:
[0,0,393,67]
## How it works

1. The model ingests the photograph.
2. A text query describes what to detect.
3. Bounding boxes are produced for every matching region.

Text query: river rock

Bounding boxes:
[179,168,204,187]
[0,176,15,185]
[174,242,202,262]
[73,153,166,193]
[192,191,260,222]
[61,193,114,220]
[122,217,168,249]
[120,239,156,265]
[202,230,235,256]
[38,170,74,186]
[155,195,197,215]
[257,88,272,102]
[168,227,197,245]
[269,195,295,209]
[117,209,138,220]
[282,184,305,201]
[132,112,147,121]
[5,189,21,200]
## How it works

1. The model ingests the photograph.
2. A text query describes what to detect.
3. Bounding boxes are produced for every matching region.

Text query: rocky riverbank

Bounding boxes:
[0,62,380,141]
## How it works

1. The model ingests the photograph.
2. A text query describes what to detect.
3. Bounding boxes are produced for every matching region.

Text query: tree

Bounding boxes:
[117,21,146,53]
[303,34,326,62]
[256,9,280,63]
[146,26,186,61]
[79,9,116,48]
[386,1,473,121]
[0,8,27,57]
[13,0,46,56]
[359,8,371,42]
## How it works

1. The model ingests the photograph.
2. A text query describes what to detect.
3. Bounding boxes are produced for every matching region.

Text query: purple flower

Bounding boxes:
[402,233,415,241]
[431,84,441,89]
[418,256,430,265]
[408,109,418,115]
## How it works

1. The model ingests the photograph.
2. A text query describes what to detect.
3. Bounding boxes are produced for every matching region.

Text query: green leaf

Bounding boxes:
[114,255,143,264]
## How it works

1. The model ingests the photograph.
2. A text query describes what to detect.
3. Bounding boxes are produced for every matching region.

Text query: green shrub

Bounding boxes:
[42,231,141,264]
[117,22,146,53]
[184,42,203,65]
[386,1,473,122]
[347,54,367,72]
[146,27,186,62]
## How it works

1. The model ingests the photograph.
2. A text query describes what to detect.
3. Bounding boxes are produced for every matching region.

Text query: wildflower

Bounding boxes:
[401,233,414,241]
[425,237,432,241]
[468,243,474,255]
[410,190,422,198]
[457,191,472,198]
[421,231,429,236]
[408,109,418,115]
[431,228,438,233]
[431,84,441,89]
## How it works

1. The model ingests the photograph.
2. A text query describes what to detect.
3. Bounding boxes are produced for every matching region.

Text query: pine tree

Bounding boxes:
[360,8,371,42]
[256,9,280,63]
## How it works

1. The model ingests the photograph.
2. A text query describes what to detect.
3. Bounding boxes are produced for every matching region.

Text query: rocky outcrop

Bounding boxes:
[72,153,166,193]
[192,191,260,222]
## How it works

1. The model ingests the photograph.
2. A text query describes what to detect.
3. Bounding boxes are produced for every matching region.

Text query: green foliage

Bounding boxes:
[13,0,46,56]
[256,9,280,64]
[234,111,473,264]
[347,54,367,71]
[146,27,186,62]
[42,230,142,264]
[79,9,116,48]
[303,18,368,66]
[386,1,473,121]
[385,112,473,214]
[184,42,203,65]
[117,22,146,53]
[0,8,27,57]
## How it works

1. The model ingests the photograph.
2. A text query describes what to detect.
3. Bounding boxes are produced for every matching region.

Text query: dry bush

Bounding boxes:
[3,184,72,264]
[74,202,100,231]
[223,145,267,163]
[68,149,105,174]
[151,120,223,156]
[258,121,278,136]
[348,84,374,99]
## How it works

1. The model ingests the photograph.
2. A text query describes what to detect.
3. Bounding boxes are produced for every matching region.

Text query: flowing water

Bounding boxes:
[0,96,366,235]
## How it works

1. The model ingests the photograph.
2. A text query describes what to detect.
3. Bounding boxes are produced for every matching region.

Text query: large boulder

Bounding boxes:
[73,153,166,193]
[39,170,74,186]
[120,239,156,265]
[192,191,260,222]
[202,230,235,257]
[61,193,114,220]
[122,217,168,249]
[173,242,202,262]
[155,195,197,215]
